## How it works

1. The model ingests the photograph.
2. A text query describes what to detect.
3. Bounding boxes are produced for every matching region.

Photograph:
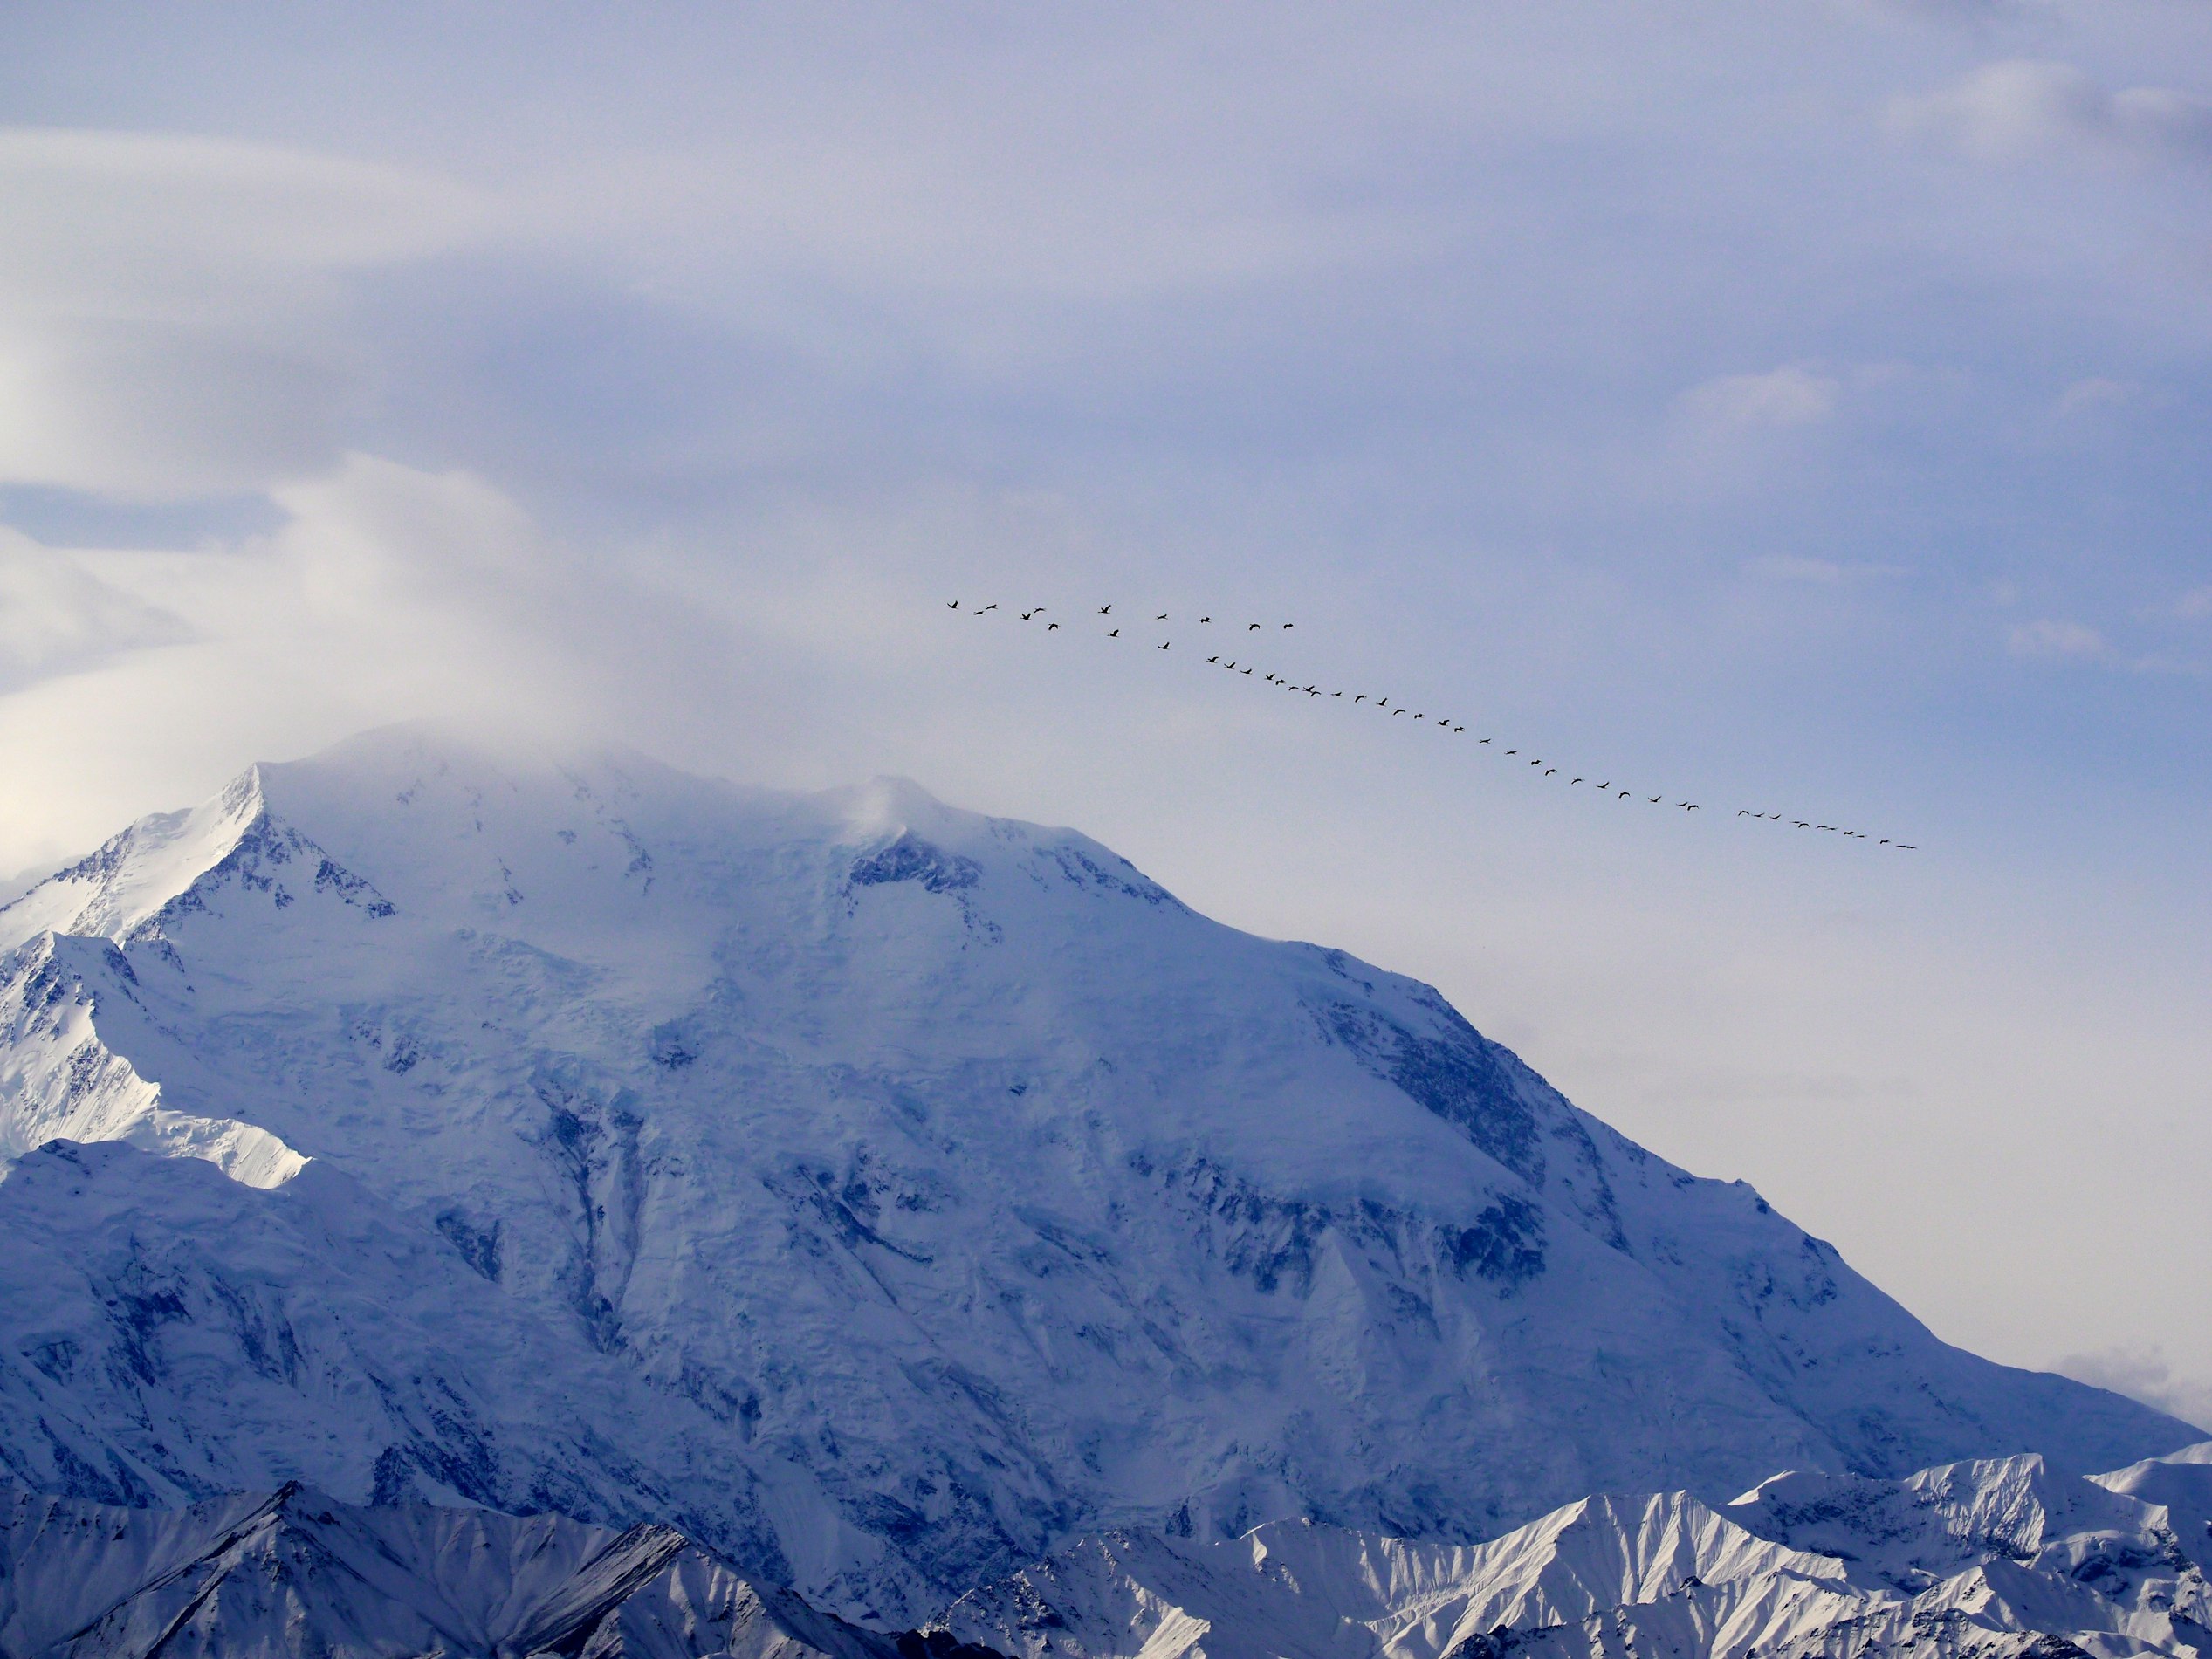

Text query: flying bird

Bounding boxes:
[947,600,959,609]
[1108,628,1119,638]
[1020,611,1034,620]
[1242,667,1253,675]
[1048,622,1059,630]
[1248,622,1261,631]
[1394,709,1406,716]
[1157,614,1168,620]
[1544,768,1557,776]
[1100,606,1112,614]
[1282,622,1294,629]
[983,603,998,612]
[1571,778,1583,785]
[1208,655,1219,663]
[1649,796,1662,804]
[1200,616,1211,623]
[1158,641,1170,650]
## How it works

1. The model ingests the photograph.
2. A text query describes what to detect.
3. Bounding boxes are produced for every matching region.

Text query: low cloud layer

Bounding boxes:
[2056,1347,2212,1436]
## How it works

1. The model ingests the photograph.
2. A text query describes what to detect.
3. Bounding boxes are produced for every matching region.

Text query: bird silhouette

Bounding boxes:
[1394,709,1406,716]
[1242,667,1253,675]
[1453,725,1464,732]
[1225,660,1236,669]
[1505,748,1516,755]
[1334,691,1344,697]
[1048,622,1059,630]
[1738,809,1751,817]
[1897,843,1917,850]
[1481,737,1492,744]
[1247,622,1261,630]
[1199,616,1212,623]
[1618,791,1630,799]
[1157,614,1168,620]
[1282,622,1295,629]
[1108,628,1119,638]
[1571,778,1583,785]
[1158,641,1170,650]
[1649,796,1662,804]
[1544,768,1557,776]
[1207,655,1219,663]
[1020,611,1034,620]
[947,600,959,609]
[983,603,998,612]
[1355,695,1367,703]
[1597,781,1610,790]
[1100,606,1112,614]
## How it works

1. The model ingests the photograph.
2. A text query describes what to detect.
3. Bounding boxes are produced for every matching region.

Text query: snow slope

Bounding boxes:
[0,725,2195,1620]
[935,1447,2212,1659]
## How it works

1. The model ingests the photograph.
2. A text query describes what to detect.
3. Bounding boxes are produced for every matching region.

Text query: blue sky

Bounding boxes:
[1,3,2208,1422]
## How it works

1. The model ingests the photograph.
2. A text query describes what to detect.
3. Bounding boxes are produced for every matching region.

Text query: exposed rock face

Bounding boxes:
[0,726,2196,1621]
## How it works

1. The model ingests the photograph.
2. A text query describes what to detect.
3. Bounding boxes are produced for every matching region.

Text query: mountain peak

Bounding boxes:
[0,727,2196,1625]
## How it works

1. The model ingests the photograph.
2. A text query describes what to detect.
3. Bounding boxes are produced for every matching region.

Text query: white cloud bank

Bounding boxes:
[0,128,480,497]
[2056,1346,2212,1436]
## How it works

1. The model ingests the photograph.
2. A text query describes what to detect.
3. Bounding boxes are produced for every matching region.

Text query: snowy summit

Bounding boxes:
[0,726,2195,1631]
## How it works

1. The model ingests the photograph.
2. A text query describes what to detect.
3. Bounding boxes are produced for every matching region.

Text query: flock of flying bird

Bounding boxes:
[945,599,1918,850]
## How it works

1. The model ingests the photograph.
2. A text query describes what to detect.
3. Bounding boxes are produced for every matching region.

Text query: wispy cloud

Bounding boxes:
[1676,366,1841,432]
[2007,618,2105,660]
[1891,60,2212,168]
[0,528,189,691]
[1743,553,1900,585]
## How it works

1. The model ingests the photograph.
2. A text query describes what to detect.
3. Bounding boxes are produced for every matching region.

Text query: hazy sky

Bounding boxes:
[1,3,2207,1427]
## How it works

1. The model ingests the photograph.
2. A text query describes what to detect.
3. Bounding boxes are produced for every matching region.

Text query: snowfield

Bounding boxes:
[0,724,2198,1645]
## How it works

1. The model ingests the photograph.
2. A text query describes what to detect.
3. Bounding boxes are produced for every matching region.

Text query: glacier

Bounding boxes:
[0,724,2197,1628]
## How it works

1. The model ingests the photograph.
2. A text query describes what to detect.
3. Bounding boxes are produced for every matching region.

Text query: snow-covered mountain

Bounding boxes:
[0,1481,924,1659]
[10,1449,2204,1658]
[0,726,2196,1623]
[934,1447,2212,1659]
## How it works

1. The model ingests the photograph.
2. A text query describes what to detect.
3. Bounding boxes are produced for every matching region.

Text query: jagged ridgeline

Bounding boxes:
[0,725,2195,1628]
